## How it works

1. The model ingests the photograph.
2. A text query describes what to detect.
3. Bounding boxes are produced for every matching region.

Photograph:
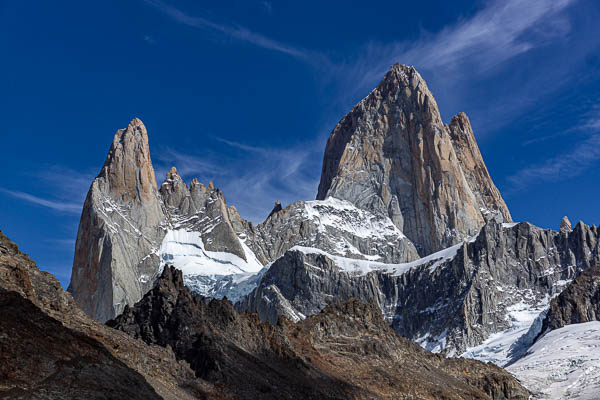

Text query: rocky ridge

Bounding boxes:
[541,264,600,333]
[109,265,529,400]
[64,63,600,400]
[240,217,599,360]
[69,119,419,321]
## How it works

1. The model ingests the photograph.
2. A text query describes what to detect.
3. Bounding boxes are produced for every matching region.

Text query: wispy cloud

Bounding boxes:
[143,34,156,45]
[261,1,273,15]
[0,188,82,214]
[0,166,93,215]
[506,112,600,191]
[144,0,307,59]
[45,238,76,248]
[521,103,600,146]
[155,138,321,223]
[331,0,576,98]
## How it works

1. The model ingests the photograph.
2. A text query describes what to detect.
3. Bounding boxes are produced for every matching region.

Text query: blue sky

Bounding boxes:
[1,0,599,287]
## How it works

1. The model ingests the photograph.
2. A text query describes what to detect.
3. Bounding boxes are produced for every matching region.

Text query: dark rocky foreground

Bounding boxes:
[109,265,529,400]
[0,230,205,399]
[0,228,529,399]
[0,287,160,399]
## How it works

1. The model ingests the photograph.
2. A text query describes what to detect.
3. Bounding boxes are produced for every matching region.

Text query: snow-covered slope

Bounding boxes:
[241,218,600,361]
[247,197,420,265]
[291,240,464,276]
[460,295,557,366]
[158,229,264,302]
[508,322,600,399]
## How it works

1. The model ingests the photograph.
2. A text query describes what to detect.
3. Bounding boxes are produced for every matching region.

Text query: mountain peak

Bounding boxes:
[98,117,158,203]
[560,215,572,232]
[70,119,166,321]
[316,64,510,255]
[267,200,283,219]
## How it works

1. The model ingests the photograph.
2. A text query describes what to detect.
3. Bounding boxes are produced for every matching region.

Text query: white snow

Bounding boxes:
[416,328,449,353]
[303,197,406,240]
[158,229,263,280]
[461,297,551,366]
[508,322,600,400]
[290,239,465,277]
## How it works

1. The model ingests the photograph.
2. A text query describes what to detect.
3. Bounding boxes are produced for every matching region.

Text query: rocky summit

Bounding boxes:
[68,118,168,322]
[317,64,511,256]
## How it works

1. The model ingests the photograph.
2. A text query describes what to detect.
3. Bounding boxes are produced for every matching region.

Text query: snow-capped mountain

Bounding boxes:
[68,63,600,399]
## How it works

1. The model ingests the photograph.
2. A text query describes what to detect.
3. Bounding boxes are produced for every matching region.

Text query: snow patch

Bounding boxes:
[158,229,264,301]
[508,322,600,400]
[303,197,406,240]
[290,239,465,277]
[461,297,551,366]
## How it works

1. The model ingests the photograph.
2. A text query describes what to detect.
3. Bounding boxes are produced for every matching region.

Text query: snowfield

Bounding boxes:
[508,322,600,400]
[157,225,600,400]
[290,239,465,277]
[303,197,406,240]
[158,229,264,302]
[460,298,551,366]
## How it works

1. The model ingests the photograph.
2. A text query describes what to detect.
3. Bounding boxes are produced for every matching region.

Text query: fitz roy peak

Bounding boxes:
[69,63,516,326]
[317,64,511,255]
[67,63,600,399]
[71,64,511,322]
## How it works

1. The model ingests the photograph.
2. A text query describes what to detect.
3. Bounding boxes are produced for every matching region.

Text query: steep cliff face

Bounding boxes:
[109,265,529,400]
[541,264,600,333]
[317,64,511,255]
[69,118,423,318]
[69,118,167,322]
[160,168,247,260]
[239,218,600,360]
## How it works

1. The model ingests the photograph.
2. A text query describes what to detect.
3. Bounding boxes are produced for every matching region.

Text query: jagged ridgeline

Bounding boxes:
[68,64,599,372]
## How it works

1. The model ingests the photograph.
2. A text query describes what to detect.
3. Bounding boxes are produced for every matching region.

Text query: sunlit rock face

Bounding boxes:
[69,118,168,322]
[317,63,511,256]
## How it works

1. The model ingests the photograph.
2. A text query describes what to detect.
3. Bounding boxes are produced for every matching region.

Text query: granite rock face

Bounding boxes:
[239,218,600,358]
[160,168,247,261]
[316,64,511,255]
[109,265,529,400]
[69,118,168,322]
